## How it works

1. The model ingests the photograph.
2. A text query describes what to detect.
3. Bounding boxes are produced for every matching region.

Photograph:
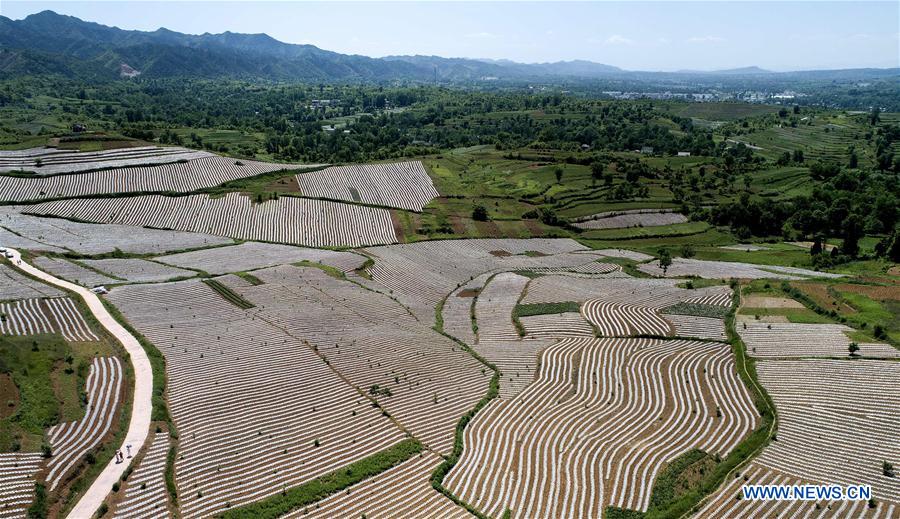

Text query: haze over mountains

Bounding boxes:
[0,11,896,82]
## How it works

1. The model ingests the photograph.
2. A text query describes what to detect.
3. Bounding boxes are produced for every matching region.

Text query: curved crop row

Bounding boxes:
[46,356,123,491]
[0,297,98,341]
[444,337,758,517]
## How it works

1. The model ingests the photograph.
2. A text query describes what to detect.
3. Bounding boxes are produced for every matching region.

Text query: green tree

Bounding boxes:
[870,106,881,125]
[590,161,606,184]
[472,205,489,221]
[657,249,672,275]
[810,236,823,256]
[554,167,563,184]
[841,215,863,258]
[848,342,860,356]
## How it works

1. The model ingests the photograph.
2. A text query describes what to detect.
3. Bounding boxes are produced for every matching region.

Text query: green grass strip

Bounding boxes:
[202,279,255,309]
[660,302,730,319]
[218,438,423,519]
[514,301,580,318]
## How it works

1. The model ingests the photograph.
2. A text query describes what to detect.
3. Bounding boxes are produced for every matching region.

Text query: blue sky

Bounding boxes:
[3,1,898,71]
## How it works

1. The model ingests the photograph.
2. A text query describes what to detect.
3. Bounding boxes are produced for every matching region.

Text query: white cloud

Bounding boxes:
[605,34,634,45]
[657,37,670,44]
[687,35,726,43]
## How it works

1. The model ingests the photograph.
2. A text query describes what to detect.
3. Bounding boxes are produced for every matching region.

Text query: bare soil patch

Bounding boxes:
[835,283,900,301]
[475,220,502,238]
[388,210,405,243]
[0,373,18,419]
[792,282,857,314]
[449,216,468,235]
[742,295,804,309]
[736,314,789,323]
[523,219,546,236]
[457,289,480,298]
[263,175,302,194]
[489,250,512,257]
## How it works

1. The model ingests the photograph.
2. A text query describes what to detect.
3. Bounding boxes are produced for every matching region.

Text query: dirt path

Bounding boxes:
[4,249,153,519]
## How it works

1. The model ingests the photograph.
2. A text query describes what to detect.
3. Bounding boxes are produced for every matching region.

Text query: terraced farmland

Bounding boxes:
[112,431,171,519]
[696,461,896,518]
[287,451,470,518]
[80,258,196,283]
[108,278,409,517]
[445,337,758,517]
[699,360,900,517]
[0,146,211,175]
[296,161,439,211]
[0,453,43,518]
[107,263,489,516]
[0,297,99,341]
[46,356,123,490]
[27,193,397,247]
[555,277,733,339]
[574,210,687,230]
[0,156,315,202]
[363,238,607,322]
[738,321,899,358]
[747,122,862,164]
[33,256,120,287]
[0,263,65,299]
[1,207,232,254]
[156,241,365,275]
[638,258,844,280]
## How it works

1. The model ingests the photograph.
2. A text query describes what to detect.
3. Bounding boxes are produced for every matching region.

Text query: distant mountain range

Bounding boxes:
[0,11,896,82]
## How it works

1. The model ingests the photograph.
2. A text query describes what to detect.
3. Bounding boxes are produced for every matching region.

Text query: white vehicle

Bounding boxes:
[90,286,109,295]
[4,251,13,259]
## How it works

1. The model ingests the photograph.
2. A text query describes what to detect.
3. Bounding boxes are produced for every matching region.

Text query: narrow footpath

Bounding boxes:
[5,248,153,519]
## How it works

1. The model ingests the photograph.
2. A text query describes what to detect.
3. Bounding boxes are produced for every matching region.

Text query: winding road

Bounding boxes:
[4,248,153,519]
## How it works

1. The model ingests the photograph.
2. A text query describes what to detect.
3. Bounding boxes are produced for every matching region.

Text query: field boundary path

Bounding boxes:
[4,248,153,519]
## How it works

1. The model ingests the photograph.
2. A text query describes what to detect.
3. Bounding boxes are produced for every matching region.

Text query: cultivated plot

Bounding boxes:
[33,256,120,287]
[698,360,900,516]
[156,241,366,275]
[738,322,899,358]
[27,193,397,248]
[0,453,43,518]
[107,263,488,516]
[46,357,124,491]
[108,278,407,517]
[81,258,196,284]
[0,156,317,202]
[575,210,687,230]
[363,238,604,323]
[296,161,439,211]
[0,297,99,341]
[638,258,844,280]
[0,146,211,175]
[288,451,470,519]
[0,263,65,300]
[1,207,232,254]
[112,431,172,519]
[445,337,758,517]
